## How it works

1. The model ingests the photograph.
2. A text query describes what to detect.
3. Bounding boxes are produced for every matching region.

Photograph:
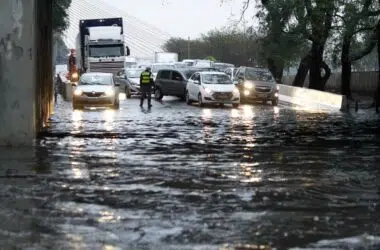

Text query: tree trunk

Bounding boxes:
[292,53,311,87]
[341,36,353,99]
[309,43,324,90]
[267,58,284,83]
[320,61,331,90]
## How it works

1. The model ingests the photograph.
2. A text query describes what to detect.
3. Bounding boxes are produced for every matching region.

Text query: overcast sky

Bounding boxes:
[107,0,256,38]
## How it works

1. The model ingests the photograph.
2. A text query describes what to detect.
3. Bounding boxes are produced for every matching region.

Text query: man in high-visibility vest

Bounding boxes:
[139,67,153,108]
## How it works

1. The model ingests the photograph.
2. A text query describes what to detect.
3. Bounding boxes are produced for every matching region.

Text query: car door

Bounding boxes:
[189,73,201,99]
[157,70,172,94]
[187,73,197,100]
[170,70,186,96]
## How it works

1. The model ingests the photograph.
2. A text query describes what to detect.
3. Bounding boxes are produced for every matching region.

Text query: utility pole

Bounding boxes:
[187,36,190,58]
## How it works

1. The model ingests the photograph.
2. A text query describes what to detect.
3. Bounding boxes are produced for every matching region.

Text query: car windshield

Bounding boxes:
[151,64,174,73]
[126,69,143,78]
[89,44,124,57]
[245,69,274,81]
[79,74,112,85]
[202,74,232,84]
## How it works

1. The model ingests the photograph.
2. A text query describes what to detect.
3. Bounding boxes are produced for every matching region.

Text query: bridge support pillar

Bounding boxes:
[0,0,37,146]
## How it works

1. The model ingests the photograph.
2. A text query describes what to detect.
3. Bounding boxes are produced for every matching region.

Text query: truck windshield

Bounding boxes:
[89,45,124,57]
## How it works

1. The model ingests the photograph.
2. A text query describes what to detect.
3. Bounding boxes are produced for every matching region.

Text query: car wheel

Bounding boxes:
[198,93,204,107]
[232,103,239,108]
[186,91,192,105]
[272,98,279,106]
[154,88,163,100]
[125,87,131,99]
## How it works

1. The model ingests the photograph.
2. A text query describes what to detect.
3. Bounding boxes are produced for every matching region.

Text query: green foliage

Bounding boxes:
[52,0,72,33]
[163,29,262,66]
[204,56,217,61]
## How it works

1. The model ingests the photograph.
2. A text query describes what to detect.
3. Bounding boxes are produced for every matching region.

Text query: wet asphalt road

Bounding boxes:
[1,95,380,250]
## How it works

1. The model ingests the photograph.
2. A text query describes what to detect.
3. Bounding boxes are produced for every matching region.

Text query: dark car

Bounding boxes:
[233,67,279,106]
[154,69,193,100]
[115,68,144,98]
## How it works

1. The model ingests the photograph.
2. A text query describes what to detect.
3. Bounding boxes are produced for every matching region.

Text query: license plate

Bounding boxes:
[256,93,267,98]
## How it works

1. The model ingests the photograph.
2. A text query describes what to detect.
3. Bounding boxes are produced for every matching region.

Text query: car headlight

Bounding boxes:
[276,85,279,90]
[204,87,213,94]
[232,88,240,95]
[244,82,254,89]
[105,89,115,96]
[74,89,82,96]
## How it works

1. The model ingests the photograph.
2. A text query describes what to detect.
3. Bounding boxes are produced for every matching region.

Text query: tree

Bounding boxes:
[331,0,379,99]
[162,29,261,66]
[255,0,309,81]
[52,0,72,34]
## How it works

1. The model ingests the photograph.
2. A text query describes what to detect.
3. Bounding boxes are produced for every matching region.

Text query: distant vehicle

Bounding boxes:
[72,72,120,109]
[125,57,137,68]
[193,60,213,68]
[233,67,279,106]
[154,69,190,100]
[173,62,189,70]
[75,17,130,75]
[115,68,144,98]
[154,52,178,63]
[182,59,196,66]
[213,62,235,71]
[186,71,240,108]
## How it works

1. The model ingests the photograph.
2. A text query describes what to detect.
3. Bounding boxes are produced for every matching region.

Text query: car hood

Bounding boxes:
[129,78,139,84]
[76,85,113,92]
[202,84,235,92]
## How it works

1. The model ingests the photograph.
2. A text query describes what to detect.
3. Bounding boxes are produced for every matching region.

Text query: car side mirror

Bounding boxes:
[126,46,130,56]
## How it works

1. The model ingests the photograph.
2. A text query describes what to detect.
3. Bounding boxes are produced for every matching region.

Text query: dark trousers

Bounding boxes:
[140,84,152,106]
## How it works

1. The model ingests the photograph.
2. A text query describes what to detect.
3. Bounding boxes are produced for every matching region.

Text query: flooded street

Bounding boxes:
[1,96,380,249]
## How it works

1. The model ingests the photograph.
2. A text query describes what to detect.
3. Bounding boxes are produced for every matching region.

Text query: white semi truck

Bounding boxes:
[75,17,131,75]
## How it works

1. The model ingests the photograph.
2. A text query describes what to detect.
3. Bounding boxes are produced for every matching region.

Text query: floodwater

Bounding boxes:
[0,95,379,250]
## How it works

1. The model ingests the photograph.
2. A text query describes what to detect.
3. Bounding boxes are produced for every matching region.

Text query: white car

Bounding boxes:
[72,72,120,110]
[185,71,240,108]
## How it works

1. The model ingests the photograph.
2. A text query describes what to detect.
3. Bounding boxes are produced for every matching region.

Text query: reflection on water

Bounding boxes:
[103,109,115,131]
[1,98,379,249]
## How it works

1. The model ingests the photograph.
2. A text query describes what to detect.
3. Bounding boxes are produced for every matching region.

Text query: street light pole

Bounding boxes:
[187,36,190,58]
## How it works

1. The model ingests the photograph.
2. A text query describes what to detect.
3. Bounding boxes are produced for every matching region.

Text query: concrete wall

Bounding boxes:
[278,84,344,111]
[0,0,36,146]
[282,71,378,93]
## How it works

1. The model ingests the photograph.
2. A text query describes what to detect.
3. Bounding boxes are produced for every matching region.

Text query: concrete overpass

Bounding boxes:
[0,0,172,146]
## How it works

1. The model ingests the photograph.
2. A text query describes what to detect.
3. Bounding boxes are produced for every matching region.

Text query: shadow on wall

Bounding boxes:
[0,0,24,80]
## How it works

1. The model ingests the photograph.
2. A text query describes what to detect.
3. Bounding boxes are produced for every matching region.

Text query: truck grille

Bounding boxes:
[83,92,104,97]
[89,61,124,75]
[213,92,232,100]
